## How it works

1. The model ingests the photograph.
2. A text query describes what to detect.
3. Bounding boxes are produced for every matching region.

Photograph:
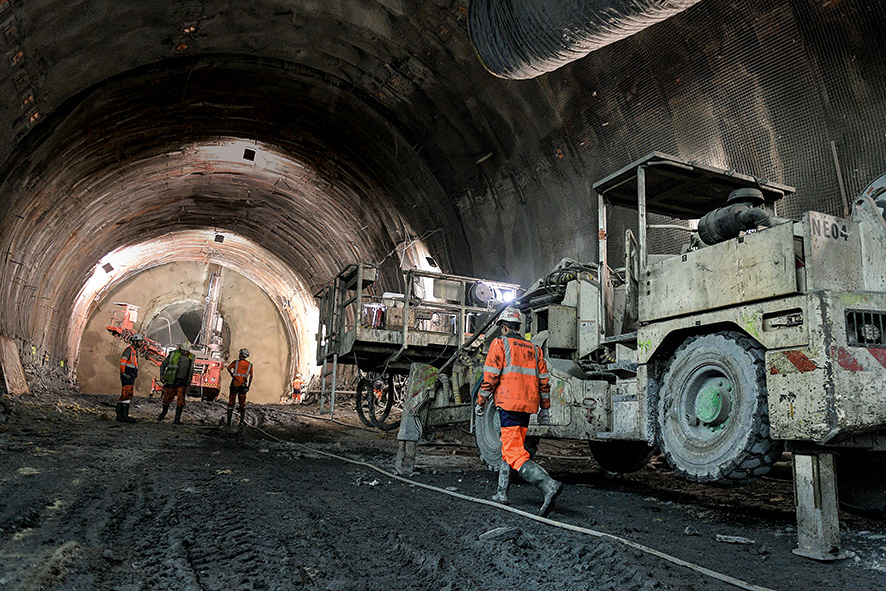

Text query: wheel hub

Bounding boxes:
[693,378,732,427]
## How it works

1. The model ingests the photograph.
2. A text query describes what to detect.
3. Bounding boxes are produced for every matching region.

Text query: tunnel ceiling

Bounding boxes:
[1,0,885,368]
[0,0,542,360]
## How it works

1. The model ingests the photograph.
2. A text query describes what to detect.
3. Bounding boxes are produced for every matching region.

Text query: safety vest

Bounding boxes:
[478,334,551,413]
[163,349,192,384]
[229,359,253,387]
[119,346,138,373]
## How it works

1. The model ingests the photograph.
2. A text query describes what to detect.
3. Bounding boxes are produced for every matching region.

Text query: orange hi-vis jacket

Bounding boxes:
[228,359,253,387]
[478,334,550,413]
[120,345,138,374]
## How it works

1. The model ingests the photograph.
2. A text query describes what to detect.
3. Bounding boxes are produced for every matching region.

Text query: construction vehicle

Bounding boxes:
[188,269,227,400]
[314,263,521,427]
[106,303,167,365]
[105,268,228,399]
[387,152,886,561]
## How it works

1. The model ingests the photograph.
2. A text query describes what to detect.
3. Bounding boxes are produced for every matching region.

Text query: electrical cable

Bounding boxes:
[243,421,779,591]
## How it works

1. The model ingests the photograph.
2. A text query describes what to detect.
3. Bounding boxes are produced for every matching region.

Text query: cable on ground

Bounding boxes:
[244,422,779,591]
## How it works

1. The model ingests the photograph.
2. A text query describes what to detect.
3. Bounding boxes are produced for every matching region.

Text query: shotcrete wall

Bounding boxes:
[78,262,290,404]
[457,0,886,287]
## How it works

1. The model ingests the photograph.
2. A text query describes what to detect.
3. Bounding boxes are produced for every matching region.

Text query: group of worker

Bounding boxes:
[117,305,559,515]
[116,338,254,428]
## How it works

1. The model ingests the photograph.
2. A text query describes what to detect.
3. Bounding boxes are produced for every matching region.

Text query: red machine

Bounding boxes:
[106,303,166,366]
[105,282,227,401]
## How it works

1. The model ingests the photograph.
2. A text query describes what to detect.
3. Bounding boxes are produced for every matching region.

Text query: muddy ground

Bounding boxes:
[0,392,884,591]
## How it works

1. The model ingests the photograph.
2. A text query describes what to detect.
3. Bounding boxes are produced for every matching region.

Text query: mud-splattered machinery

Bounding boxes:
[395,152,886,561]
[314,262,520,426]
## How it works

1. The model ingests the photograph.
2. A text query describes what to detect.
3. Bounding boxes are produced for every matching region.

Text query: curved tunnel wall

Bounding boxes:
[0,58,468,376]
[0,1,884,391]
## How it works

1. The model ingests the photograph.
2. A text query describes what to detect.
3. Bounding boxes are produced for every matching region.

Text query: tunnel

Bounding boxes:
[1,0,883,397]
[1,1,886,588]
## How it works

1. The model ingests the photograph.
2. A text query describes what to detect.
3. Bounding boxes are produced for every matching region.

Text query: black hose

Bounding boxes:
[468,0,702,80]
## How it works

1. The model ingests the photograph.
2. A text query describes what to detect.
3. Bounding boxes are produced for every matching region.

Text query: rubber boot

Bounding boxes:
[517,460,563,517]
[115,402,124,422]
[122,403,137,423]
[226,408,233,427]
[492,460,510,504]
[157,404,169,422]
[174,407,183,424]
[237,409,245,429]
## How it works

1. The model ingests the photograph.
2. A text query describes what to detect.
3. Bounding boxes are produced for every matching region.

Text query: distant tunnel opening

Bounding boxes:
[143,300,232,355]
[72,232,320,404]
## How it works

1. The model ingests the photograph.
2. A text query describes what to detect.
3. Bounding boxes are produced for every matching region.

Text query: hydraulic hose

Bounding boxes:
[246,422,780,591]
[468,0,702,79]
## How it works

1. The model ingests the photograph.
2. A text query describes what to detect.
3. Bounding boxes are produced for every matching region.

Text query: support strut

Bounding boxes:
[792,452,853,561]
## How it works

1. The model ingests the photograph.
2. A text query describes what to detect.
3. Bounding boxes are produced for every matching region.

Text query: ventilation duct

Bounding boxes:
[468,0,702,79]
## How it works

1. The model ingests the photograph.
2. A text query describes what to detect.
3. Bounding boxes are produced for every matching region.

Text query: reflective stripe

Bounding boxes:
[233,361,252,377]
[478,389,493,399]
[483,365,502,375]
[503,365,541,376]
[538,373,550,379]
[121,347,138,369]
[501,335,539,380]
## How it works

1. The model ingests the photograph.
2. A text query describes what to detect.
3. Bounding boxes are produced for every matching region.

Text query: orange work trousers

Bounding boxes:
[119,384,134,402]
[500,425,530,470]
[162,385,188,408]
[228,386,248,412]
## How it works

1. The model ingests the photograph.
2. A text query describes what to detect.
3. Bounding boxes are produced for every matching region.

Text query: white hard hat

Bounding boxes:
[178,341,190,350]
[131,333,144,342]
[497,306,524,326]
[239,348,250,358]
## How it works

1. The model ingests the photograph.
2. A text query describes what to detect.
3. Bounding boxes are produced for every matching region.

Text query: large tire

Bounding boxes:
[657,331,781,484]
[589,440,655,474]
[837,450,886,518]
[474,396,502,467]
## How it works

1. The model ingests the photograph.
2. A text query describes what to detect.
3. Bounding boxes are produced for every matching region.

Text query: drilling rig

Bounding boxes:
[106,266,229,400]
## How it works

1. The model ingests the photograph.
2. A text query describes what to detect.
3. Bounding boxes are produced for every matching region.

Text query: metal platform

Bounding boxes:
[315,262,521,415]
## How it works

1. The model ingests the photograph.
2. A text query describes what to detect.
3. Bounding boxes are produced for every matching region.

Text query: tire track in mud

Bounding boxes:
[3,397,885,591]
[268,458,694,591]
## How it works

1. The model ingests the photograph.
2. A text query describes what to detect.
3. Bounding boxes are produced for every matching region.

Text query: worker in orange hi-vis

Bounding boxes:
[226,348,254,428]
[116,334,144,423]
[292,375,304,403]
[475,306,563,516]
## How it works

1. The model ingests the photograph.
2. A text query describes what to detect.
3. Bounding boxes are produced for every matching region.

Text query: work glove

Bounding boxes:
[474,400,486,417]
[537,408,550,425]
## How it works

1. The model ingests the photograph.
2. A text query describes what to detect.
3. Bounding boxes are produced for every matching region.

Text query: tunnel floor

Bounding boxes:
[1,392,884,591]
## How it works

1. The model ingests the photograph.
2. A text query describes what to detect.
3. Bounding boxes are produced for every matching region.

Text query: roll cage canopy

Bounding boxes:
[592,151,795,219]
